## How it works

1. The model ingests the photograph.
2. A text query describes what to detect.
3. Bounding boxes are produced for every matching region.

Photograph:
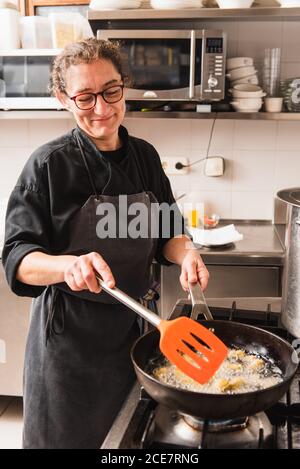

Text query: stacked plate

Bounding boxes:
[89,0,142,10]
[216,0,254,7]
[226,57,259,87]
[150,0,204,8]
[277,0,300,6]
[229,84,266,113]
[280,77,300,112]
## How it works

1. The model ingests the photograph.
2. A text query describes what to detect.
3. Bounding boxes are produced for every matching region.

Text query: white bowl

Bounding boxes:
[276,0,300,6]
[230,84,266,98]
[227,66,257,81]
[264,97,283,113]
[89,0,142,9]
[227,57,253,71]
[150,0,203,8]
[231,98,263,112]
[231,102,262,113]
[216,0,254,7]
[231,74,259,86]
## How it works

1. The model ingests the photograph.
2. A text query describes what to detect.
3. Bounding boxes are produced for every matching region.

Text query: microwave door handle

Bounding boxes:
[189,30,196,99]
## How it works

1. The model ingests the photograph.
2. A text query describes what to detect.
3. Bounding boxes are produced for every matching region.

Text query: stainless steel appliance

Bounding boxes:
[102,297,300,450]
[0,50,63,110]
[97,30,226,102]
[277,188,300,339]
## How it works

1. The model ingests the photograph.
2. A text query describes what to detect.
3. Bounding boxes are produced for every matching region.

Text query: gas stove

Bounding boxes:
[102,298,300,450]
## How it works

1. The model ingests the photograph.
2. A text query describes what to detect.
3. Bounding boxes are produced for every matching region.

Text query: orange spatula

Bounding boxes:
[96,277,228,384]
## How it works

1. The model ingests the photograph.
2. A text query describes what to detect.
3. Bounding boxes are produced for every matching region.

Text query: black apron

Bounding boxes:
[23,129,158,449]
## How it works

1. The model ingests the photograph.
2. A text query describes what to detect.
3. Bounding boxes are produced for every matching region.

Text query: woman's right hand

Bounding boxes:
[63,252,115,293]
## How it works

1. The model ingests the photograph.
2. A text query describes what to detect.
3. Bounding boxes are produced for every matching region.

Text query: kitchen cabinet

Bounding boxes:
[158,222,284,318]
[24,0,89,16]
[160,264,281,318]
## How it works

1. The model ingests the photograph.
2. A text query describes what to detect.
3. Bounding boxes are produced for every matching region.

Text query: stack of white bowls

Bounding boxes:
[226,57,259,86]
[229,84,266,113]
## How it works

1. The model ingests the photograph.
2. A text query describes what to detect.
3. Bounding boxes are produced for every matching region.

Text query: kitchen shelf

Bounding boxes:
[125,111,300,120]
[88,6,300,21]
[0,111,73,119]
[0,49,61,56]
[0,110,300,121]
[1,110,300,120]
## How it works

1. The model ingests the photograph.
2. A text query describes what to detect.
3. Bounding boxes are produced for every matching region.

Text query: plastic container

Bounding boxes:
[49,13,93,49]
[20,16,52,49]
[0,4,20,49]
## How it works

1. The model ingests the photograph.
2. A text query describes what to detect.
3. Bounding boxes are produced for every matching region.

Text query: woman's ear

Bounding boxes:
[56,91,70,110]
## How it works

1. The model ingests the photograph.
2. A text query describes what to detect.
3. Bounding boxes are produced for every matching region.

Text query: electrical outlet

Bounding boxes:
[161,157,189,175]
[204,157,225,177]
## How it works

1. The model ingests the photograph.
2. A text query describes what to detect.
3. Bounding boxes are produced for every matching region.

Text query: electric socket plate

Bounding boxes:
[204,157,225,177]
[161,157,189,175]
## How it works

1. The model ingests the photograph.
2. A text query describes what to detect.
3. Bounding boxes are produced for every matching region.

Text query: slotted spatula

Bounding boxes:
[96,276,228,384]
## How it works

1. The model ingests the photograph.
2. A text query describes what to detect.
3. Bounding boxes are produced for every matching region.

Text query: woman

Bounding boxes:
[2,38,209,449]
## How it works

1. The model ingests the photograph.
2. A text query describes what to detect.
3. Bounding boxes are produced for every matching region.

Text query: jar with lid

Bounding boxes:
[0,2,20,49]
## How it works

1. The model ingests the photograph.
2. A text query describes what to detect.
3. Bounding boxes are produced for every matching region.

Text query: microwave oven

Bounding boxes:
[0,52,63,110]
[97,29,226,102]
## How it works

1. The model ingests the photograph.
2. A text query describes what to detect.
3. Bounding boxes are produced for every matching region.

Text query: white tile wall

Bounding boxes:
[0,19,300,220]
[0,114,299,221]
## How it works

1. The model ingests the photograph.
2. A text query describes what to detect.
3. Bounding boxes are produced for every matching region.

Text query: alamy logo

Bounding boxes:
[94,196,204,240]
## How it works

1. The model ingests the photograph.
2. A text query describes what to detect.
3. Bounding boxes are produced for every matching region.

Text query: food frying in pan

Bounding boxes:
[151,347,283,394]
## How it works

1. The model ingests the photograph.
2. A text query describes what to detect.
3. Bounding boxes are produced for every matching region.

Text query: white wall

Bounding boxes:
[0,116,300,222]
[1,18,300,221]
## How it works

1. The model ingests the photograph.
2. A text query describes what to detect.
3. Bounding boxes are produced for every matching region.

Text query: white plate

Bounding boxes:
[189,225,243,247]
[89,0,142,9]
[151,0,203,8]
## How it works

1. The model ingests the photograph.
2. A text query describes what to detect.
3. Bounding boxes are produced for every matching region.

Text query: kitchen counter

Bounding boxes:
[196,220,285,267]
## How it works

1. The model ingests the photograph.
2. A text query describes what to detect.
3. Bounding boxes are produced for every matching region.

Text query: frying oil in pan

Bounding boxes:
[149,348,283,394]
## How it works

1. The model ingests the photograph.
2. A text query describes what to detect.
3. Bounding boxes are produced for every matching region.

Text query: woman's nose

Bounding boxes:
[94,94,110,114]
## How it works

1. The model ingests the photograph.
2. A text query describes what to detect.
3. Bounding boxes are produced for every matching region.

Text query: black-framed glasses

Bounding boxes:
[69,84,124,110]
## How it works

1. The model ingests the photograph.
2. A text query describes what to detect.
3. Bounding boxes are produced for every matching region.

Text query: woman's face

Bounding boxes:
[61,59,125,149]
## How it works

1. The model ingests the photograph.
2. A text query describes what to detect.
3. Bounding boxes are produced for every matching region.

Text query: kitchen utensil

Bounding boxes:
[264,97,283,112]
[231,74,259,86]
[280,77,300,112]
[96,276,228,384]
[150,0,203,8]
[230,84,266,98]
[227,57,254,71]
[231,98,263,112]
[277,0,300,6]
[227,66,257,81]
[0,4,20,49]
[216,0,254,7]
[131,313,298,420]
[263,47,281,97]
[277,188,300,338]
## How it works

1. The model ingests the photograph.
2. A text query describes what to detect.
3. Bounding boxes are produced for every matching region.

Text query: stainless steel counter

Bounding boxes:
[159,221,285,317]
[196,220,285,266]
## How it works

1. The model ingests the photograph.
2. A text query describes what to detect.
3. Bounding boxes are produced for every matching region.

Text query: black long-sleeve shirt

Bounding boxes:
[2,125,184,298]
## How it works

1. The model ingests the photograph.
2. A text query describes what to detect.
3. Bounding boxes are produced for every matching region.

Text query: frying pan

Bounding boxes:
[131,315,298,420]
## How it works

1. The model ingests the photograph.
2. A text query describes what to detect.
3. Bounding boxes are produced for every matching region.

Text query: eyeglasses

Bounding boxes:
[69,84,124,110]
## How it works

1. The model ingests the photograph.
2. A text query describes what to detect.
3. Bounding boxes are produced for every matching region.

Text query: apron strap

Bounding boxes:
[75,133,98,196]
[129,141,148,193]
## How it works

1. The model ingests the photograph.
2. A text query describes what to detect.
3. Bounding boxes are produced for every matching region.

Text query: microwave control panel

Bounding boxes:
[202,37,225,101]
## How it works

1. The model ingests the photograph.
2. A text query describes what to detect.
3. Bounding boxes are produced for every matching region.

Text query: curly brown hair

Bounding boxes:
[49,37,128,95]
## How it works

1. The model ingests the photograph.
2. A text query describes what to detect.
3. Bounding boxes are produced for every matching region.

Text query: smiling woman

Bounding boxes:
[2,37,208,449]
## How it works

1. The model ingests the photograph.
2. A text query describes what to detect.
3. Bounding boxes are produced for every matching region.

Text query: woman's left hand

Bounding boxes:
[179,250,209,292]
